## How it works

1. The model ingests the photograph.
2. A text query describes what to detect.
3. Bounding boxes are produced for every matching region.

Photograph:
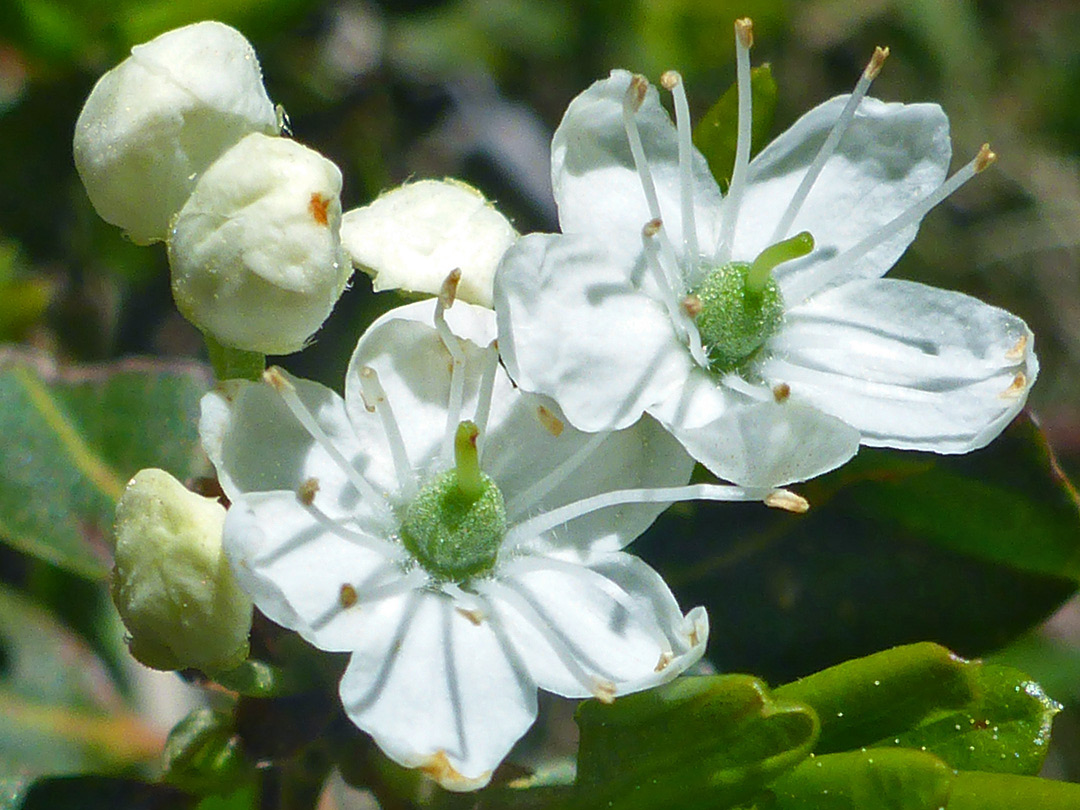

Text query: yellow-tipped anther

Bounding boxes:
[660,70,681,91]
[865,46,890,79]
[626,74,649,111]
[975,144,997,173]
[262,366,292,392]
[735,18,754,49]
[765,490,809,514]
[642,218,663,238]
[439,268,462,309]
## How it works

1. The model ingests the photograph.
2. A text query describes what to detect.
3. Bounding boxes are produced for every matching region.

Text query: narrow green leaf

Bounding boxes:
[764,749,953,810]
[572,674,818,809]
[877,664,1062,775]
[946,771,1080,809]
[692,64,777,191]
[0,350,211,579]
[774,642,977,754]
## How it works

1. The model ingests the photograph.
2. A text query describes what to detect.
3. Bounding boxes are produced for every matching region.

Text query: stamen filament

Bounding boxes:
[622,75,664,221]
[310,568,428,632]
[643,222,709,367]
[718,18,754,263]
[504,430,607,518]
[771,46,889,242]
[473,341,499,464]
[359,366,416,498]
[263,368,393,523]
[453,421,484,504]
[661,70,700,278]
[746,231,815,294]
[434,271,467,466]
[505,482,779,549]
[825,144,995,276]
[478,579,617,702]
[301,500,407,562]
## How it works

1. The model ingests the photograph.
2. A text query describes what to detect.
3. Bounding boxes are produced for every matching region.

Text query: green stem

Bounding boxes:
[205,333,266,382]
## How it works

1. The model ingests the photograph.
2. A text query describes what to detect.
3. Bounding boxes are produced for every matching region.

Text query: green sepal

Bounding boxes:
[204,333,265,382]
[162,708,253,796]
[693,64,778,192]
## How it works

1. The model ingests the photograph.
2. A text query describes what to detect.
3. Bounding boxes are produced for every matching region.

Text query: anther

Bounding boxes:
[975,144,997,173]
[643,218,663,238]
[439,268,462,309]
[297,477,320,505]
[772,383,791,403]
[457,607,484,626]
[339,583,359,608]
[654,651,674,672]
[262,366,292,392]
[681,294,703,318]
[765,490,809,514]
[999,372,1027,399]
[660,70,680,91]
[865,46,890,79]
[593,679,617,704]
[537,405,564,437]
[1006,335,1028,361]
[626,74,649,111]
[735,17,754,49]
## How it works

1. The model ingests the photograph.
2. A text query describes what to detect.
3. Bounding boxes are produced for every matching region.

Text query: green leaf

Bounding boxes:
[878,664,1062,775]
[763,749,954,810]
[18,776,191,810]
[946,771,1080,809]
[572,674,818,809]
[0,350,211,579]
[774,643,977,754]
[692,64,777,191]
[0,584,162,778]
[646,413,1080,682]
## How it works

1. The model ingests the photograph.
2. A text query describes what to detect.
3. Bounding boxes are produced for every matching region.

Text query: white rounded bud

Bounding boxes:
[73,21,278,245]
[341,179,517,307]
[112,469,252,673]
[169,132,352,355]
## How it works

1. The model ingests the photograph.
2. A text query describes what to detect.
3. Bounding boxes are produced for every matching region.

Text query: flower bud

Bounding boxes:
[112,468,252,673]
[74,21,278,244]
[341,179,517,307]
[169,132,352,355]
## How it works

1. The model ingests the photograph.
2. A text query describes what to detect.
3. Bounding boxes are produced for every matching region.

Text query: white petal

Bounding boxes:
[341,179,517,308]
[199,373,381,522]
[223,492,403,650]
[483,552,706,700]
[760,278,1038,452]
[493,410,694,555]
[551,70,723,267]
[343,300,498,487]
[672,400,861,487]
[495,233,694,432]
[732,96,950,303]
[339,590,538,790]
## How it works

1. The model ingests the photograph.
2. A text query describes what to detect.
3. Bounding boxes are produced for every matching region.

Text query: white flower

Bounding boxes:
[112,468,252,673]
[74,21,278,245]
[341,179,517,307]
[169,132,352,355]
[200,283,798,789]
[494,20,1036,487]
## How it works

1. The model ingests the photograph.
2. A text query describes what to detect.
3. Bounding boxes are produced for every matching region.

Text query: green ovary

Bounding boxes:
[692,262,784,373]
[400,469,507,581]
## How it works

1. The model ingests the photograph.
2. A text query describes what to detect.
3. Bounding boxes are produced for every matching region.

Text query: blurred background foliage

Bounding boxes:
[2,0,1080,805]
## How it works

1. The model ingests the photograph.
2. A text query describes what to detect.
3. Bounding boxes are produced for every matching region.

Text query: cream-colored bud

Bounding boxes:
[169,132,352,355]
[74,21,278,245]
[112,469,252,673]
[340,179,517,307]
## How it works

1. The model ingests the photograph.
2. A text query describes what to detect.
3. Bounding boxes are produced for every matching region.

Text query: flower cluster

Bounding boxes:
[83,16,1038,795]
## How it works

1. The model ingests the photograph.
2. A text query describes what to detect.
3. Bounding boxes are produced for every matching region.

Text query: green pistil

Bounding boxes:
[400,421,507,581]
[746,231,815,294]
[689,231,813,373]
